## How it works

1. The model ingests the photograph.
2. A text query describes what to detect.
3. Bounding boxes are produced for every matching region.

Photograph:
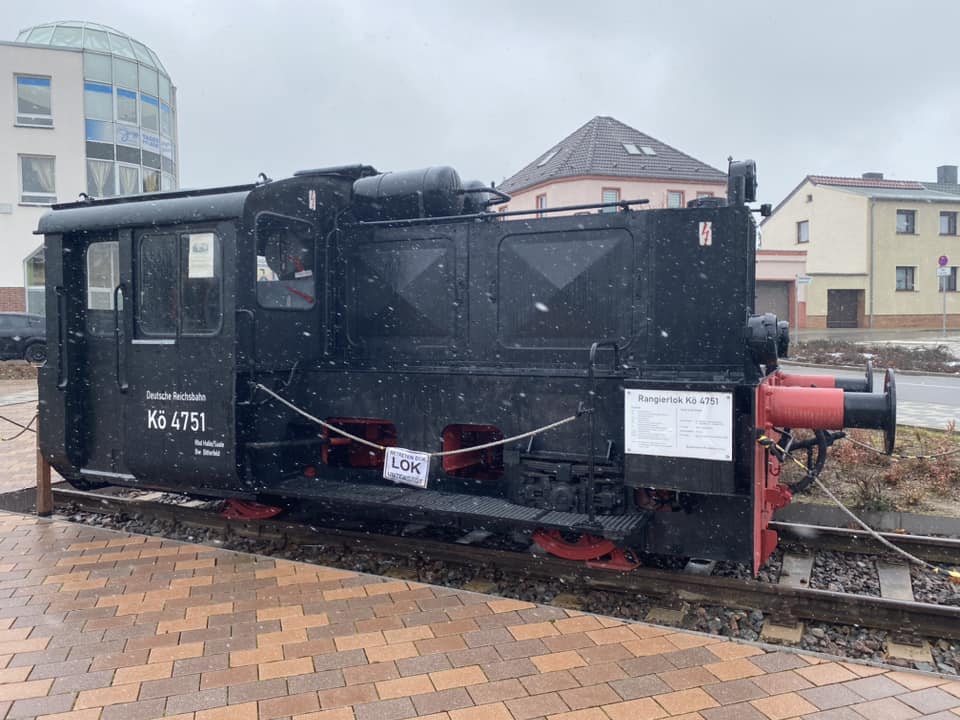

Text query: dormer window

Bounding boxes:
[537,150,559,167]
[622,143,656,156]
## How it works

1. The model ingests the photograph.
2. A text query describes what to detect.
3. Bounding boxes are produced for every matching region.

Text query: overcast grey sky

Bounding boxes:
[9,1,960,204]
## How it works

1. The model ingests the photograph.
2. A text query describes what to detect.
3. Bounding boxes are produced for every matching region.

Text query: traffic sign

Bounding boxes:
[937,267,951,277]
[939,255,949,267]
[795,275,812,285]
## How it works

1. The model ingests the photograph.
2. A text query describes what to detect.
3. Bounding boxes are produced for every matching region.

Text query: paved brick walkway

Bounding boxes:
[0,379,60,495]
[0,511,954,720]
[0,401,42,496]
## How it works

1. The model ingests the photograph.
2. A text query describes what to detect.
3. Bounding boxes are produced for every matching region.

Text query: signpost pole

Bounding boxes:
[944,275,948,336]
[939,256,950,337]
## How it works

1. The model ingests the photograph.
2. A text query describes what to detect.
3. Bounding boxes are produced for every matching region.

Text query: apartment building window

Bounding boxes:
[536,193,547,218]
[601,188,620,213]
[667,190,684,208]
[797,220,809,244]
[941,211,958,236]
[117,88,138,124]
[896,209,916,234]
[141,94,159,131]
[696,192,714,199]
[84,81,113,120]
[83,52,112,83]
[940,267,958,292]
[15,75,53,127]
[895,266,915,291]
[87,159,116,198]
[19,155,56,204]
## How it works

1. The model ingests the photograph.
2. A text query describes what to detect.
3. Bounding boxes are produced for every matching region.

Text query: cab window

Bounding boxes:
[255,212,316,310]
[85,240,119,336]
[137,231,222,336]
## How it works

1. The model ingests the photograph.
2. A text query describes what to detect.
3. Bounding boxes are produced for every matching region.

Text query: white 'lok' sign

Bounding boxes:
[383,447,431,488]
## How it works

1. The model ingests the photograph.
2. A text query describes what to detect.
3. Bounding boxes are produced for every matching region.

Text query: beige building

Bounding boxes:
[759,168,960,328]
[497,116,727,215]
[1,21,179,313]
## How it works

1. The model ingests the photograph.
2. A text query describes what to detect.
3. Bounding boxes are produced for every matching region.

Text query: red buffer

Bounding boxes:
[752,365,897,571]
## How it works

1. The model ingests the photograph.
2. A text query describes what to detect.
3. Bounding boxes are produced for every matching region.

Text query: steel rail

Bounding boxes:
[771,521,960,564]
[51,487,960,640]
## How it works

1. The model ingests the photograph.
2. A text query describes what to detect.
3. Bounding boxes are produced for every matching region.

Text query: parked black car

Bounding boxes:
[0,313,46,364]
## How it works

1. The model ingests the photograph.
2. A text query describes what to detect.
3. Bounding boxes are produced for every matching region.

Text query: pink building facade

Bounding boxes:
[498,174,727,215]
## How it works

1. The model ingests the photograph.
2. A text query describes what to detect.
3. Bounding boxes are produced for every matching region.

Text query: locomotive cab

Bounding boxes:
[39,188,247,491]
[37,169,360,494]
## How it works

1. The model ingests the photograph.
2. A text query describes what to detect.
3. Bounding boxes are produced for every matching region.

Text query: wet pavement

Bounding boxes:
[0,510,954,720]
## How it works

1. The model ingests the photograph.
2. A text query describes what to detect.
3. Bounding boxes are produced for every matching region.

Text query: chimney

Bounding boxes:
[937,165,958,185]
[862,172,884,180]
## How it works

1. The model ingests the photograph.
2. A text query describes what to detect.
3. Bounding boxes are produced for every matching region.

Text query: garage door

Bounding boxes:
[755,281,790,321]
[827,289,860,328]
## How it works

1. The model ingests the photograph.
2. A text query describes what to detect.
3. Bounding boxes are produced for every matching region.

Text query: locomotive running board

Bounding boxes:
[269,477,650,543]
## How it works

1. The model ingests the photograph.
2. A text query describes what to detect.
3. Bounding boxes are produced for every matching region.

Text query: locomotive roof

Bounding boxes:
[36,184,256,235]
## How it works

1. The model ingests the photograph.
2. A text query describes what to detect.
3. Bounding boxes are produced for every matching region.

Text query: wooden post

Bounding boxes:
[36,415,52,517]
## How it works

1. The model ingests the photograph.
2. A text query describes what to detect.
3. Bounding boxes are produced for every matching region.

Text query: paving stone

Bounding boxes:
[799,683,868,710]
[6,692,76,719]
[850,696,923,720]
[609,674,673,700]
[396,653,453,677]
[897,687,960,714]
[352,696,417,720]
[506,691,570,720]
[164,687,228,715]
[139,672,200,700]
[27,658,92,680]
[703,679,768,705]
[747,651,810,674]
[259,691,322,720]
[702,700,770,720]
[843,675,910,700]
[287,668,346,693]
[227,678,290,704]
[101,698,169,720]
[50,668,115,693]
[411,687,475,715]
[559,683,622,710]
[480,658,539,681]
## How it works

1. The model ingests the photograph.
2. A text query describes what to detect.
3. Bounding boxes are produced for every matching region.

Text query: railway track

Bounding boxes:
[771,521,960,564]
[51,484,960,649]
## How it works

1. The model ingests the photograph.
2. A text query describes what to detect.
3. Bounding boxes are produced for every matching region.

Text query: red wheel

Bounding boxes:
[222,499,283,520]
[532,529,617,561]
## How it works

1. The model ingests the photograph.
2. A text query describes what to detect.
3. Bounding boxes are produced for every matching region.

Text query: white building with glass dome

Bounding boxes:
[0,21,179,313]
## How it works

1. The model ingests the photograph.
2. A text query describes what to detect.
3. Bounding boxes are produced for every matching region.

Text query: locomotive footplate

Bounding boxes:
[270,477,651,543]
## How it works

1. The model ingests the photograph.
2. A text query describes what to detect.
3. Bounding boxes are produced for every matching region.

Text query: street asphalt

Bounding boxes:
[791,328,960,430]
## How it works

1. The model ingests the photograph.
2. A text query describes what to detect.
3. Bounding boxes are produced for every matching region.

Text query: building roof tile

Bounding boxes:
[498,116,726,194]
[808,175,926,190]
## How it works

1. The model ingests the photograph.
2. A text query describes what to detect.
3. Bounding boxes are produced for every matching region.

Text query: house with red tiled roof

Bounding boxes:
[496,116,727,216]
[758,168,960,329]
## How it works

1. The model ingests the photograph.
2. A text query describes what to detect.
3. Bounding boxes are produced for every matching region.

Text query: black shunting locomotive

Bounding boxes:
[37,159,896,573]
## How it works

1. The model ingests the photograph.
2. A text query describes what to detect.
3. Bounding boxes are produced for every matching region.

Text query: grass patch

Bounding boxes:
[780,425,960,516]
[0,362,37,380]
[790,340,959,373]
